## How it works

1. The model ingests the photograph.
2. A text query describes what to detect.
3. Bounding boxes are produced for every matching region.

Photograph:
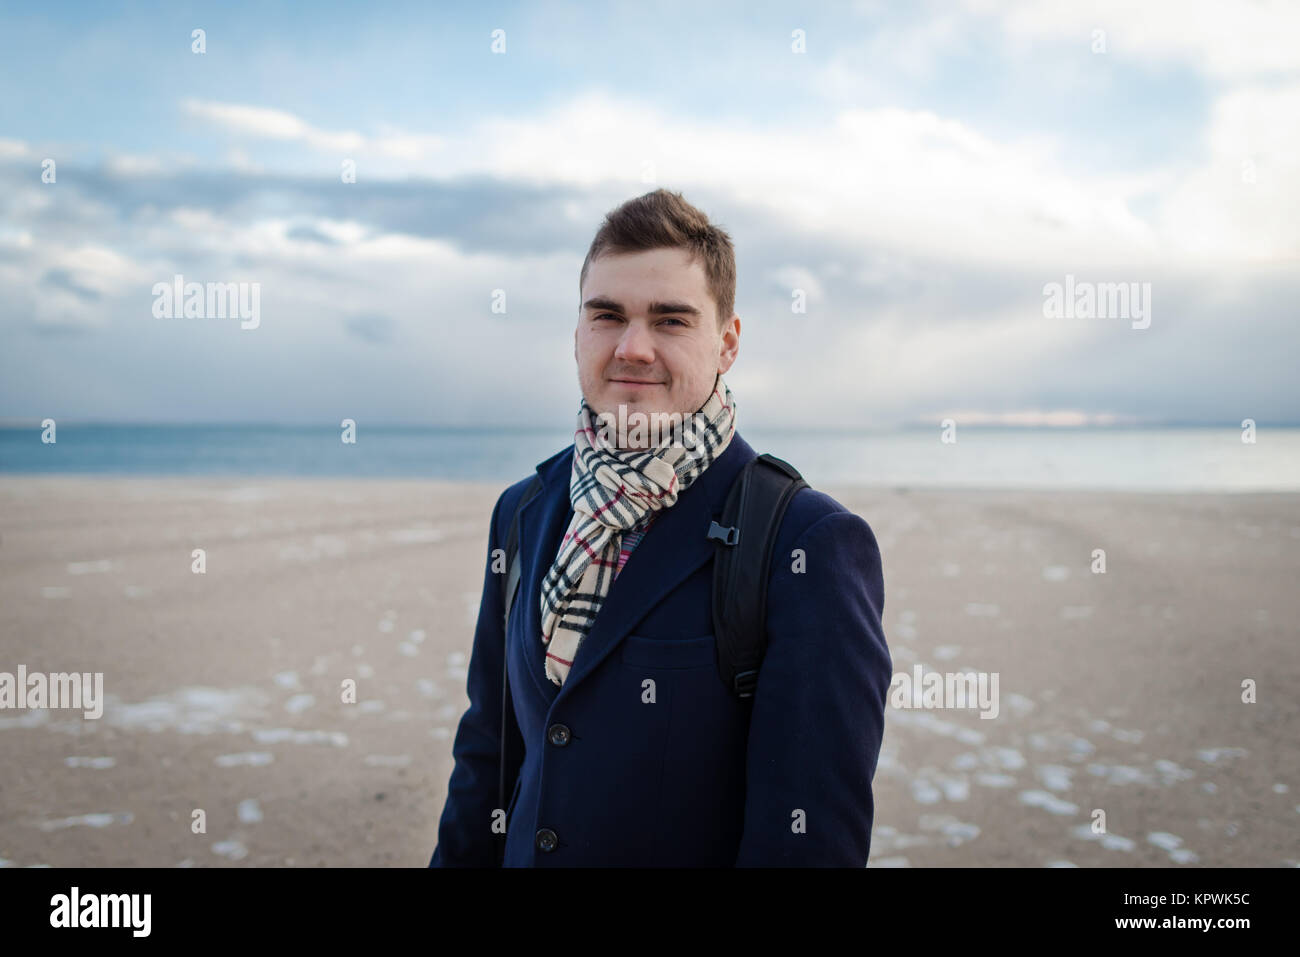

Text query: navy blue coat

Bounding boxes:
[428,430,892,866]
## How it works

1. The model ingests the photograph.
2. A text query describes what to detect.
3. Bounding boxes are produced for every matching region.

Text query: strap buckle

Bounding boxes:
[732,669,759,697]
[707,520,739,545]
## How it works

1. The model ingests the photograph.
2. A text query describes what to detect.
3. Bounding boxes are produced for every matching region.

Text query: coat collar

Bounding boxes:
[514,429,757,707]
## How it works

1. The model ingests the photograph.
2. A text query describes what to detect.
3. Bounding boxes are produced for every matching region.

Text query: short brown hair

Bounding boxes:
[579,188,736,330]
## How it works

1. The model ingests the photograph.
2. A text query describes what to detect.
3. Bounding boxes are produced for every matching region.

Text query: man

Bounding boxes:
[429,189,892,867]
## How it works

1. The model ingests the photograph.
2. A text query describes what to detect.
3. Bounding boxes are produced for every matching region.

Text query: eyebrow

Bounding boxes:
[582,296,702,318]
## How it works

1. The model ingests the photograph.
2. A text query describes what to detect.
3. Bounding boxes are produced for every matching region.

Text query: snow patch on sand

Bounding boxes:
[1019,790,1078,816]
[39,812,133,831]
[64,756,115,769]
[214,752,274,767]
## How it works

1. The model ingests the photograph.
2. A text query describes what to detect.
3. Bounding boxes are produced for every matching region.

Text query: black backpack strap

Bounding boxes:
[502,475,541,636]
[497,475,542,863]
[709,453,808,698]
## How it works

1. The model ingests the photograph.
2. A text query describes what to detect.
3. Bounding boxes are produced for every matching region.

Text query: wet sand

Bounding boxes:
[1,476,1297,867]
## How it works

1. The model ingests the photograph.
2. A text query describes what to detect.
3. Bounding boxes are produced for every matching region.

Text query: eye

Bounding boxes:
[660,317,686,327]
[594,313,621,321]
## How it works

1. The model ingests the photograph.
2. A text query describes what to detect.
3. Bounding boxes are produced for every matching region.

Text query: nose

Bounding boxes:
[613,321,655,364]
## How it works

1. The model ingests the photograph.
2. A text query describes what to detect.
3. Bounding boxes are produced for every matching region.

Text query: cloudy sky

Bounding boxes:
[1,0,1296,429]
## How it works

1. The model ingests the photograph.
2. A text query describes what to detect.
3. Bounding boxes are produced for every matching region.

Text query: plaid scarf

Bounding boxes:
[539,373,737,686]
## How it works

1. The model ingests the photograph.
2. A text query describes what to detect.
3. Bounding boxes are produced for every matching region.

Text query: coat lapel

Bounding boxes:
[514,430,757,708]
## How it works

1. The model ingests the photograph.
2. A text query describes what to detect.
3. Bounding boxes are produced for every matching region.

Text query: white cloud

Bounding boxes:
[183,99,366,153]
[768,266,825,304]
[1158,82,1300,261]
[811,9,973,101]
[173,79,1296,272]
[970,0,1300,78]
[182,99,446,159]
[398,92,1204,267]
[170,0,1300,277]
[0,239,155,331]
[224,147,264,173]
[105,153,169,176]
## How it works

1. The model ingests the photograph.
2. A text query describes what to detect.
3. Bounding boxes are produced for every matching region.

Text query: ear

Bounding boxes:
[717,314,740,374]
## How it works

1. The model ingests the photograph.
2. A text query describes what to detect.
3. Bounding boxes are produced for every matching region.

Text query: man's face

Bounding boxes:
[575,247,739,448]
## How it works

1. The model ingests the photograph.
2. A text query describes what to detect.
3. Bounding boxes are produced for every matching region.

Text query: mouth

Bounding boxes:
[609,379,663,388]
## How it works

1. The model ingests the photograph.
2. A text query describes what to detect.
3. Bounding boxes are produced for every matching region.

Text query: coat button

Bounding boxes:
[535,828,558,852]
[547,723,571,747]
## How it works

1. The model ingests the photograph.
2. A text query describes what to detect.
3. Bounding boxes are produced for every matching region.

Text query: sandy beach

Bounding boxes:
[1,475,1297,867]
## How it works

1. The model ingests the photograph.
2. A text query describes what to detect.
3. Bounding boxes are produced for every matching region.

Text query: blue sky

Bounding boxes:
[1,0,1297,427]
